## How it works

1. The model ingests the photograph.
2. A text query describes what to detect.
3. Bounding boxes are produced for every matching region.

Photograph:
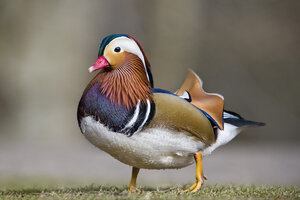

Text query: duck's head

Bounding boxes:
[87,34,154,109]
[89,34,153,87]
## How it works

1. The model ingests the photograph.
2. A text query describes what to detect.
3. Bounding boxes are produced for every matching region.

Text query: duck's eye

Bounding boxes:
[114,47,121,53]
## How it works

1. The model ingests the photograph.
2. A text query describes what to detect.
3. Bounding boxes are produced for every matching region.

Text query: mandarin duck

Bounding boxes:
[77,34,265,192]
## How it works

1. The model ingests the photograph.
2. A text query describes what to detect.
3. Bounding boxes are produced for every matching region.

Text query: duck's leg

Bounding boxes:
[184,151,205,192]
[128,167,140,192]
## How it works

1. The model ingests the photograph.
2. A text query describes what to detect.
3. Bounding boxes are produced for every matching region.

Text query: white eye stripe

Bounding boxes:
[107,37,150,81]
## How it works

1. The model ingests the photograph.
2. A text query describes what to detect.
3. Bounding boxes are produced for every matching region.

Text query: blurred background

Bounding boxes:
[0,0,299,189]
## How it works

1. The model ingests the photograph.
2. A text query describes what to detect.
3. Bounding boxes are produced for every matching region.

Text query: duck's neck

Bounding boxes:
[92,55,152,109]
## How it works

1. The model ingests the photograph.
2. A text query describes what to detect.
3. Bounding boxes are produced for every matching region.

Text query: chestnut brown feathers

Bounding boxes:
[100,53,152,109]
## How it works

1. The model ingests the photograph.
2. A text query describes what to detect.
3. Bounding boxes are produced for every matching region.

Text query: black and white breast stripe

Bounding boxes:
[77,82,156,136]
[121,100,141,131]
[120,99,155,136]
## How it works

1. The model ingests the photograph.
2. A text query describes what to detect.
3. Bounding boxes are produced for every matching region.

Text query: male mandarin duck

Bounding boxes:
[77,34,265,192]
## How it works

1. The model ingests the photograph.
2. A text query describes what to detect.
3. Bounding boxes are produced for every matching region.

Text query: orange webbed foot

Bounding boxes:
[183,151,205,193]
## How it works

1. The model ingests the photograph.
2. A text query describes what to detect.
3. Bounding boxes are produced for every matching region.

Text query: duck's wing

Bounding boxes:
[176,70,224,130]
[147,92,215,146]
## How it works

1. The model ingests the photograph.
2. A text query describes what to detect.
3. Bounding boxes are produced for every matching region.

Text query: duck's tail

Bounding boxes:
[223,110,266,127]
[202,110,265,156]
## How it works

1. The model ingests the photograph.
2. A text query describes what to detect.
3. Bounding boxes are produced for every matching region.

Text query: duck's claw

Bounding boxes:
[183,178,204,192]
[129,185,140,193]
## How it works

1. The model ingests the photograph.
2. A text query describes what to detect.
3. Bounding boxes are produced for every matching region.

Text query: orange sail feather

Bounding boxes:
[176,70,224,130]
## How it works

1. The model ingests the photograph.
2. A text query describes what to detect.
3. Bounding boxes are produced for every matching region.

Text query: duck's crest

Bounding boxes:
[98,34,128,57]
[176,70,224,130]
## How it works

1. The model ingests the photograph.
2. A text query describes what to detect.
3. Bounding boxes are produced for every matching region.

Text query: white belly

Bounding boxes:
[80,116,205,169]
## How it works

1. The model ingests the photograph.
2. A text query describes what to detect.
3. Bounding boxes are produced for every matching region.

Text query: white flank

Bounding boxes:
[81,116,205,169]
[202,123,241,156]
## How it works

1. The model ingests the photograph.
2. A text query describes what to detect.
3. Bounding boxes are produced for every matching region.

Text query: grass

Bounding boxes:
[0,184,299,200]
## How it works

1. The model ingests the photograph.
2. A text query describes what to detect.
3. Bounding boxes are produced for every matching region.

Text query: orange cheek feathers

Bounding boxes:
[104,51,126,69]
